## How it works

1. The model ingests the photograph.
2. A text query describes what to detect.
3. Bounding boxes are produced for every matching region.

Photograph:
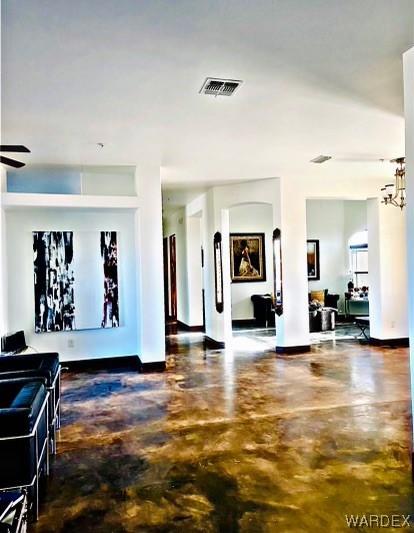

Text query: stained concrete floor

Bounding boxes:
[232,323,365,352]
[34,335,413,532]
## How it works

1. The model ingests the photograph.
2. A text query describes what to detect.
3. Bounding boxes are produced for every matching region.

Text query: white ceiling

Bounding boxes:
[2,0,414,196]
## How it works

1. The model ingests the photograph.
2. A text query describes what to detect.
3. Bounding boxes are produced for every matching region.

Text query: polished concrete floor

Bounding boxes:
[232,322,366,350]
[35,335,413,532]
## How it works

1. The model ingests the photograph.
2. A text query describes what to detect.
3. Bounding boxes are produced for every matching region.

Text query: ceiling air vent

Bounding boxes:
[310,155,332,164]
[199,77,242,97]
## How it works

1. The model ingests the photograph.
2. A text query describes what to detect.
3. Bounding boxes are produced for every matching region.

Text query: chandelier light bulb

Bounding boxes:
[381,158,406,209]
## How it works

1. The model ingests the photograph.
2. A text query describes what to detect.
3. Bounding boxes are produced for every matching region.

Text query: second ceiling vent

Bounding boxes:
[199,77,242,97]
[310,155,332,164]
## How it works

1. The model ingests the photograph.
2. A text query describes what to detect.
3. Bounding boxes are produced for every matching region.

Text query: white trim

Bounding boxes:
[1,193,140,210]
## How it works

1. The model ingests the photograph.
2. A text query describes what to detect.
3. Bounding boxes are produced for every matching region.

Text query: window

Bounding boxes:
[349,230,368,288]
[350,246,368,287]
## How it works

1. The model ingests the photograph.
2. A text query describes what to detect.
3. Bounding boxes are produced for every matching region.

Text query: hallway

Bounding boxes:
[36,335,412,532]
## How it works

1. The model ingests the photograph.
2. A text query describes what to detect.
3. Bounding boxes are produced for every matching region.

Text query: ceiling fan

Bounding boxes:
[326,151,403,164]
[0,145,31,168]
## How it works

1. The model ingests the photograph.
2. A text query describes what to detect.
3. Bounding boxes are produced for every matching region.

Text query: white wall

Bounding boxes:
[82,168,135,196]
[229,203,273,320]
[344,200,368,243]
[134,164,165,363]
[185,215,203,327]
[367,198,408,340]
[306,199,367,312]
[0,170,7,337]
[403,46,414,446]
[307,200,346,307]
[6,208,139,361]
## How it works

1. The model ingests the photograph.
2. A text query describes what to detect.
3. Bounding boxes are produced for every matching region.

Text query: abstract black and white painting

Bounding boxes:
[33,231,75,332]
[33,230,119,332]
[101,231,119,328]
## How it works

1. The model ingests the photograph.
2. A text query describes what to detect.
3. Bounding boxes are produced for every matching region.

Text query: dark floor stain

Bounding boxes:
[33,331,414,532]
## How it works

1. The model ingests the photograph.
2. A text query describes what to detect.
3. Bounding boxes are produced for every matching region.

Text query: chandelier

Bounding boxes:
[381,157,406,210]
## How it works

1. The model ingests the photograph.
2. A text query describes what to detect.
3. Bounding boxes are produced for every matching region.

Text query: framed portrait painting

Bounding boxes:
[230,233,266,282]
[307,239,320,280]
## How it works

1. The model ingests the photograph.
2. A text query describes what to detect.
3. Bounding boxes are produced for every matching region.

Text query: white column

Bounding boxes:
[404,47,414,446]
[404,47,414,468]
[185,215,203,327]
[0,169,7,337]
[0,14,6,339]
[134,164,165,364]
[367,198,408,340]
[204,208,232,345]
[202,189,232,346]
[220,208,233,345]
[275,178,310,351]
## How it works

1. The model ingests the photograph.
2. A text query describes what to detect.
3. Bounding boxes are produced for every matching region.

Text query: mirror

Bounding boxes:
[273,228,283,316]
[214,232,224,313]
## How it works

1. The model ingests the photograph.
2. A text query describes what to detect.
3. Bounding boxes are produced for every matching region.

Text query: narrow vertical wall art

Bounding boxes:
[33,231,75,332]
[100,231,119,328]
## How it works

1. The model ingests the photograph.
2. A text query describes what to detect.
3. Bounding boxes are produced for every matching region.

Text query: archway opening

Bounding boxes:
[306,199,368,344]
[227,202,276,352]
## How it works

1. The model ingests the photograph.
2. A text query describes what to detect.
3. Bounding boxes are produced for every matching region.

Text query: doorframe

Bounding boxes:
[169,234,177,322]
